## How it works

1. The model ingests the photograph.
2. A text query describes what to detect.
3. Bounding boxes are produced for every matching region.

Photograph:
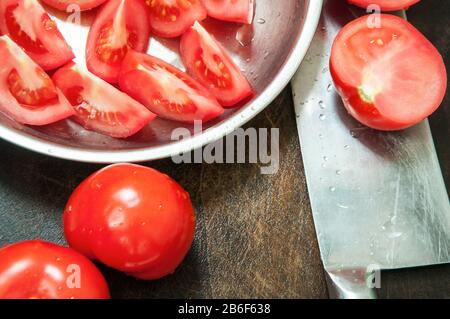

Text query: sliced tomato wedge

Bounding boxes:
[0,36,74,126]
[40,0,108,11]
[145,0,207,38]
[86,0,150,83]
[119,51,224,123]
[330,14,447,131]
[347,0,420,11]
[202,0,254,24]
[180,22,253,107]
[0,0,74,70]
[52,62,156,138]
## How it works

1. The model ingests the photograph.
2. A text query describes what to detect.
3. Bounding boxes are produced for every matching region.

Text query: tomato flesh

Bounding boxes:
[145,0,207,38]
[180,22,253,107]
[119,51,224,123]
[0,36,74,125]
[7,68,58,108]
[0,0,74,70]
[0,240,110,299]
[202,0,254,24]
[347,0,420,11]
[52,62,156,138]
[86,0,150,83]
[40,0,108,11]
[330,14,447,130]
[64,164,196,280]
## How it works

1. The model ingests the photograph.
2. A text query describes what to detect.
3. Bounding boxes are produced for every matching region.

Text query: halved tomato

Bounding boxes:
[0,36,74,126]
[180,22,253,107]
[202,0,254,24]
[0,0,74,70]
[145,0,207,38]
[347,0,420,11]
[40,0,108,11]
[53,62,156,138]
[119,51,223,123]
[330,14,447,131]
[86,0,150,83]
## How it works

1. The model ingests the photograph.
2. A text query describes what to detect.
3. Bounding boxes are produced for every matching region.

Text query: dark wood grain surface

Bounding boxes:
[0,1,448,299]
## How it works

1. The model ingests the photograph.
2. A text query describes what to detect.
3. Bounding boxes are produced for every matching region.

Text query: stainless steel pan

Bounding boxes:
[0,0,322,162]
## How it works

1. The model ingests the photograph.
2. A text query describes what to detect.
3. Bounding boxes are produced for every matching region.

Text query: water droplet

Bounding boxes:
[329,186,336,192]
[323,156,328,161]
[318,133,324,139]
[344,145,350,150]
[319,100,325,109]
[56,257,61,262]
[319,114,326,121]
[336,170,342,175]
[327,83,333,92]
[257,18,266,24]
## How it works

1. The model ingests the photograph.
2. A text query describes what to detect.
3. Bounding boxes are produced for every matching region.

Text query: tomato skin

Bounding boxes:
[180,22,253,107]
[64,164,196,280]
[0,240,110,299]
[202,0,254,24]
[0,0,74,71]
[145,0,207,38]
[347,0,420,11]
[40,0,108,11]
[119,51,224,123]
[86,0,150,83]
[330,14,447,131]
[53,62,155,138]
[0,36,75,126]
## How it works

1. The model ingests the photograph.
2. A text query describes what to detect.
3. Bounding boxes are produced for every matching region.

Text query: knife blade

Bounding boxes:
[291,0,450,298]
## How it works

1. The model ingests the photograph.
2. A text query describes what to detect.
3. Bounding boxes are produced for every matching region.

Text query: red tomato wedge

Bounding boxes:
[52,62,156,138]
[180,22,253,107]
[64,164,196,280]
[0,0,74,70]
[0,36,74,126]
[330,14,447,131]
[202,0,254,24]
[145,0,207,38]
[86,0,150,83]
[119,51,224,123]
[347,0,420,11]
[40,0,108,11]
[0,240,110,299]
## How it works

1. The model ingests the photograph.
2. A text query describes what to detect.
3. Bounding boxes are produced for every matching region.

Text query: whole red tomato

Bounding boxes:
[0,240,110,299]
[64,164,196,280]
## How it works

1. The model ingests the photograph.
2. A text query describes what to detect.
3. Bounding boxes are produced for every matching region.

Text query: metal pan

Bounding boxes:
[0,0,322,162]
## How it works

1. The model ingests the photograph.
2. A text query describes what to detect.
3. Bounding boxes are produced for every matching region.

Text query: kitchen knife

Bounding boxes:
[291,0,450,298]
